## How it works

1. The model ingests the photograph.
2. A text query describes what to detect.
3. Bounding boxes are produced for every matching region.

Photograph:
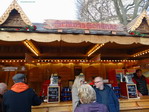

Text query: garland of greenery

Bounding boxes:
[129,31,147,37]
[16,25,37,31]
[0,25,37,31]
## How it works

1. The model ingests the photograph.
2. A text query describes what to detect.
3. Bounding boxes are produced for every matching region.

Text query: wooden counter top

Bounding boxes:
[119,96,149,112]
[32,96,149,112]
[32,101,72,112]
[32,101,72,109]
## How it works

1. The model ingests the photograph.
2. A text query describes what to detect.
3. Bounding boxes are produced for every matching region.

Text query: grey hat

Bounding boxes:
[12,73,26,83]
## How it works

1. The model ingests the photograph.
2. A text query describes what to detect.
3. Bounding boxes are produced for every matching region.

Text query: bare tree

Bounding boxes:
[76,0,149,25]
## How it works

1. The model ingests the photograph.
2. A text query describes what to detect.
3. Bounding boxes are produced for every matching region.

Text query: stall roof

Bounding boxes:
[0,0,149,61]
[0,31,149,61]
[127,10,149,32]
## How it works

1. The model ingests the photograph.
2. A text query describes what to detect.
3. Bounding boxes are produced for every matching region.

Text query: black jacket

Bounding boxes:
[93,85,119,112]
[0,94,3,112]
[133,75,148,95]
[3,86,41,112]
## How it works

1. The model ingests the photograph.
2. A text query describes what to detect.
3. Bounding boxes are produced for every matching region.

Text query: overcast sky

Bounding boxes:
[0,0,77,23]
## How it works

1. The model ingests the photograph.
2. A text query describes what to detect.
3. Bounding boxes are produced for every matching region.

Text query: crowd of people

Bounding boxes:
[0,68,149,112]
[72,74,119,112]
[72,69,149,112]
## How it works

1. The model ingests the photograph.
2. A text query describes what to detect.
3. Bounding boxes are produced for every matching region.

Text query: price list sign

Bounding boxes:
[126,84,138,99]
[47,86,60,103]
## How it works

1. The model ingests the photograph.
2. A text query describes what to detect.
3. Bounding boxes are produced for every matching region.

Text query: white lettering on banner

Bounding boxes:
[2,67,18,71]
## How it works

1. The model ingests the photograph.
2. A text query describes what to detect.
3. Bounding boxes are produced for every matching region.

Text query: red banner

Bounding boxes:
[44,20,123,31]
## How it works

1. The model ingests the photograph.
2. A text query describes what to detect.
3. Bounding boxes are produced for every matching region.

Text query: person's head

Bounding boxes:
[58,76,61,83]
[78,84,96,104]
[92,76,96,80]
[136,69,142,77]
[94,76,104,90]
[0,83,7,95]
[88,76,95,81]
[72,74,85,88]
[12,73,26,83]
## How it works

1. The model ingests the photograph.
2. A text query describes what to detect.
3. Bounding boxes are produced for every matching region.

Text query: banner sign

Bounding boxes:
[2,67,18,71]
[44,20,123,31]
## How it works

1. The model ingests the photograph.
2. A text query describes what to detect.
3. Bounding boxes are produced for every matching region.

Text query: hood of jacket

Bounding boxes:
[11,82,29,93]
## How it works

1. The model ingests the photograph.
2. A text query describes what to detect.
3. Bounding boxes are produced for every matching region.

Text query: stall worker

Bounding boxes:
[132,69,149,96]
[39,74,61,99]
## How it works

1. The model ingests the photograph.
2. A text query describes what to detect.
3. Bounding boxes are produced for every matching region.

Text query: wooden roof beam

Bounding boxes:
[23,40,40,56]
[86,44,104,57]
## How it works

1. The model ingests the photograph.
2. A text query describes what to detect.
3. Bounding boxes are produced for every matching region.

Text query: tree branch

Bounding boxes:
[125,0,135,10]
[112,0,123,24]
[132,0,142,19]
[118,0,128,25]
[142,0,149,11]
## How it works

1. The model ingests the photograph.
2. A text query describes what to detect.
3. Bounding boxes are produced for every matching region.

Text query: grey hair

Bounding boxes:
[0,83,7,94]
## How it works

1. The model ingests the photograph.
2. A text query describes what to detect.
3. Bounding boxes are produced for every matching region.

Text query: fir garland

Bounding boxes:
[0,25,37,31]
[16,25,37,31]
[129,31,147,37]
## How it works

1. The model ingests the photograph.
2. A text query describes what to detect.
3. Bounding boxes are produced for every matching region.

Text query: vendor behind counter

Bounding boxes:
[132,69,149,96]
[39,75,61,99]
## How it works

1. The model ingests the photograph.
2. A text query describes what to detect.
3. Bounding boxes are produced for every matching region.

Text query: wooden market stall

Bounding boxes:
[1,1,149,112]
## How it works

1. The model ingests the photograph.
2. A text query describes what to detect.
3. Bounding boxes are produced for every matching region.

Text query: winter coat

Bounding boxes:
[132,75,148,95]
[72,87,80,112]
[74,102,108,112]
[0,94,3,112]
[3,82,42,112]
[94,84,119,112]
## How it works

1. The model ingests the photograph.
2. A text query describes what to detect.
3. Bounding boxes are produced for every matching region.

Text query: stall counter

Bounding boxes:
[32,96,149,112]
[32,101,72,112]
[120,96,149,112]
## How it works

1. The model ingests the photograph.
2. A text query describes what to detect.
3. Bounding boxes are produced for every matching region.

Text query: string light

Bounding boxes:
[0,59,137,63]
[132,49,149,57]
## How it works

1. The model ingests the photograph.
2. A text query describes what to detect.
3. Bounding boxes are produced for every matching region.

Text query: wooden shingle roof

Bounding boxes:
[127,10,149,32]
[0,0,32,27]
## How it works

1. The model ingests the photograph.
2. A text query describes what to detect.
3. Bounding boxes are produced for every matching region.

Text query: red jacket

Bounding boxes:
[39,80,50,96]
[39,80,61,96]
